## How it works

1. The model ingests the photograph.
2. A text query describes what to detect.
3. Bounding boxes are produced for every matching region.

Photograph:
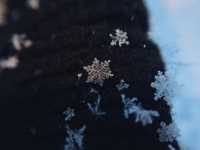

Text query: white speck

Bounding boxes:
[77,73,83,79]
[109,29,130,47]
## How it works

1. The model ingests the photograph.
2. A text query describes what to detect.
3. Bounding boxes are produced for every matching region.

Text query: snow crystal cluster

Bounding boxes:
[109,29,130,47]
[121,94,160,126]
[157,121,180,143]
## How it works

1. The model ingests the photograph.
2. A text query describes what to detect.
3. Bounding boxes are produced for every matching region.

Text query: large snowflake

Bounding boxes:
[83,58,114,86]
[109,29,130,47]
[157,121,180,143]
[151,71,176,105]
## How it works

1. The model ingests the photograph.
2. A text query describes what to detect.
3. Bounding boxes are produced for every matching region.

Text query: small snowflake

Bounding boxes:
[109,29,130,47]
[157,121,180,143]
[116,79,130,91]
[83,58,114,86]
[11,34,32,51]
[151,71,176,105]
[121,94,160,126]
[64,125,86,150]
[63,107,75,122]
[87,94,106,117]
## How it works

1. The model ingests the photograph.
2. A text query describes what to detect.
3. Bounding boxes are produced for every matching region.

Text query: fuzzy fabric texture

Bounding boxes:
[0,0,180,150]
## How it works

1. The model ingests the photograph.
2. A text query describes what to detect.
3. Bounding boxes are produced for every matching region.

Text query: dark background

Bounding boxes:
[0,0,179,149]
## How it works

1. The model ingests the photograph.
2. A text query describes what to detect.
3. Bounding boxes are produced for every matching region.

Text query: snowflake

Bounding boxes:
[83,58,114,86]
[116,79,130,91]
[64,125,86,150]
[151,71,175,105]
[157,121,180,143]
[87,94,106,117]
[109,29,130,47]
[63,107,75,122]
[121,94,159,126]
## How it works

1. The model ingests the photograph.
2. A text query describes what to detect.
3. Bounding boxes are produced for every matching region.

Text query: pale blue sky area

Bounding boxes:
[144,0,200,149]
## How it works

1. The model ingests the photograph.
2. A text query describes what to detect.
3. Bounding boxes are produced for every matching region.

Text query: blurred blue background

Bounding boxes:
[144,0,200,149]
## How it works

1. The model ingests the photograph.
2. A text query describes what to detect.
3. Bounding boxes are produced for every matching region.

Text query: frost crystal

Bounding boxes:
[121,94,159,126]
[157,121,180,143]
[87,94,106,117]
[151,71,175,105]
[64,125,86,150]
[109,29,130,47]
[83,58,114,86]
[116,79,130,91]
[63,107,75,122]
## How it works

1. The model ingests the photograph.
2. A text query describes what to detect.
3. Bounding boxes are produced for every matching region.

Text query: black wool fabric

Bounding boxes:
[0,0,180,150]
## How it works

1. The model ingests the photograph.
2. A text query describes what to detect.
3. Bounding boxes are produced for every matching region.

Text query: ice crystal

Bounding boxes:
[87,94,106,117]
[64,125,86,150]
[157,121,180,143]
[83,58,114,86]
[116,79,130,91]
[151,71,175,105]
[121,94,160,126]
[63,107,75,122]
[109,29,130,47]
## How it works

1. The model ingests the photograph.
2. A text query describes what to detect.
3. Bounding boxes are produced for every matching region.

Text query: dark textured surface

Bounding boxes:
[0,0,179,149]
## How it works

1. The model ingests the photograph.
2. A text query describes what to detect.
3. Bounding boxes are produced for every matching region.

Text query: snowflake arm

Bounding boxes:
[63,107,75,122]
[87,94,106,117]
[64,125,86,150]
